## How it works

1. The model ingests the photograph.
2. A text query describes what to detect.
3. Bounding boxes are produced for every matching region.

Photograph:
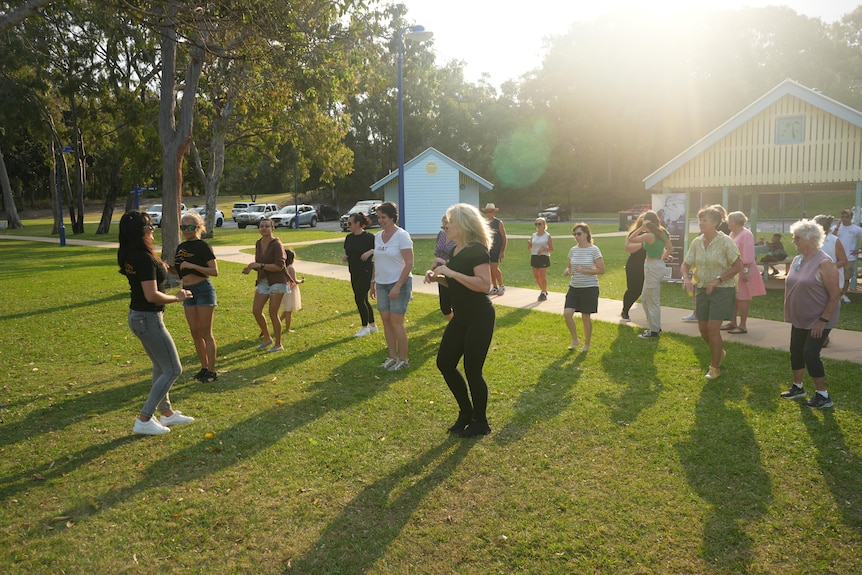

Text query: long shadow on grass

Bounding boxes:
[291,439,474,574]
[676,377,772,570]
[598,323,662,425]
[34,349,412,533]
[1,292,127,321]
[800,408,862,533]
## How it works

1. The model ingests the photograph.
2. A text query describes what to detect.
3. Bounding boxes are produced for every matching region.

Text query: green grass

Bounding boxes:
[1,239,861,574]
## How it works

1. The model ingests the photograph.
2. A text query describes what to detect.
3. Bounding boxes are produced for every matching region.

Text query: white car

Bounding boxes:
[188,206,224,227]
[270,204,318,228]
[236,203,280,228]
[146,203,187,227]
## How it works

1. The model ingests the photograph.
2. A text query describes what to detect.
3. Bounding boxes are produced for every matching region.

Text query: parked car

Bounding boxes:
[231,202,254,222]
[340,200,381,231]
[235,203,279,228]
[538,204,571,222]
[188,206,224,227]
[313,204,339,222]
[618,203,652,231]
[270,204,318,228]
[146,203,187,227]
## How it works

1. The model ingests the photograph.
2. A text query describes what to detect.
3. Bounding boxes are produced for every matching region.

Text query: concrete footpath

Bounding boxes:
[3,233,860,364]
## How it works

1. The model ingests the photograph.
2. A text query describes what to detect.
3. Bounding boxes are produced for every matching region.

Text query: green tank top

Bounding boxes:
[645,236,666,259]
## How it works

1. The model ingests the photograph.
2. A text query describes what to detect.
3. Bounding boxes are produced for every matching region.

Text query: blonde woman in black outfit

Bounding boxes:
[425,203,495,437]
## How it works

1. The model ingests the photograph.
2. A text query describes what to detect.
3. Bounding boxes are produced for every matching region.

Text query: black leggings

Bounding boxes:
[350,271,375,326]
[438,284,453,315]
[790,325,830,378]
[622,251,646,314]
[437,306,495,423]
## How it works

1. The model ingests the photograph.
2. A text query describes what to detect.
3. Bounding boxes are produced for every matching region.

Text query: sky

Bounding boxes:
[398,0,862,88]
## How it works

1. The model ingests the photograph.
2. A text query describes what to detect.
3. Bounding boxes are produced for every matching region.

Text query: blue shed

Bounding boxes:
[370,147,494,235]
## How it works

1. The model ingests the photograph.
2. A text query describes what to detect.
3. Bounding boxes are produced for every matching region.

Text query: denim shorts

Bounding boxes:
[183,279,217,307]
[377,276,412,314]
[256,278,289,295]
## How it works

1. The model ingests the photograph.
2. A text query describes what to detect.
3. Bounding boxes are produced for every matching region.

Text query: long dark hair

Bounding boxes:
[350,212,371,229]
[118,211,155,274]
[642,211,669,241]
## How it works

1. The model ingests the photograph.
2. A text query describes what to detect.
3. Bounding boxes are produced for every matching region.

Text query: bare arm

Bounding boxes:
[141,280,191,305]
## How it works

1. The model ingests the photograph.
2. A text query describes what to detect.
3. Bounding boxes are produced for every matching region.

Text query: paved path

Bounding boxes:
[3,233,860,364]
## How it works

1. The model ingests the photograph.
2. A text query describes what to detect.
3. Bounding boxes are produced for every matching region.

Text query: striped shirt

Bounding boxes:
[567,244,602,288]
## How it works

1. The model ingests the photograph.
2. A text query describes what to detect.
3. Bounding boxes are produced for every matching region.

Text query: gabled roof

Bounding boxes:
[370,147,494,191]
[644,79,862,190]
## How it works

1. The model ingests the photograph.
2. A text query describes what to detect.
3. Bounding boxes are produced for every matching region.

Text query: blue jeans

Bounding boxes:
[128,310,183,416]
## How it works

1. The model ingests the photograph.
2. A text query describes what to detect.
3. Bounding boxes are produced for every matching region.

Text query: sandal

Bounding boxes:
[720,323,736,331]
[728,327,747,334]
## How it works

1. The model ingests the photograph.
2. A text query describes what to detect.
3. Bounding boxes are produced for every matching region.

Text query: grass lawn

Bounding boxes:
[1,239,861,574]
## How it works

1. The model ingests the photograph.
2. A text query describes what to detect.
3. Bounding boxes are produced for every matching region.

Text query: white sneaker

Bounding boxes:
[497,285,505,295]
[681,313,697,322]
[488,287,498,295]
[160,411,195,427]
[380,357,397,369]
[368,325,379,334]
[133,417,170,435]
[388,359,409,371]
[355,326,371,337]
[842,295,851,303]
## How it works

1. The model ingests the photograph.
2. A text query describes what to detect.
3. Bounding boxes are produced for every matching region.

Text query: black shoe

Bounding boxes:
[804,392,833,409]
[621,311,630,321]
[448,416,472,434]
[459,420,491,437]
[193,367,208,382]
[637,330,660,339]
[780,384,805,399]
[202,370,218,383]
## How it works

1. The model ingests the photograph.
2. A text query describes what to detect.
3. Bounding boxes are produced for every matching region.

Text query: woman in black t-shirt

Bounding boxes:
[174,211,219,383]
[425,204,495,437]
[342,212,377,337]
[118,211,195,436]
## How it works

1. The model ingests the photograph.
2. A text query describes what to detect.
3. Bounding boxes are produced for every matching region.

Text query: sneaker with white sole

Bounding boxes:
[160,411,195,427]
[780,383,806,399]
[704,367,721,380]
[488,287,498,295]
[368,325,379,334]
[388,359,409,371]
[497,285,505,295]
[355,326,371,337]
[681,313,697,322]
[133,417,170,435]
[804,392,833,409]
[841,295,850,303]
[380,357,397,369]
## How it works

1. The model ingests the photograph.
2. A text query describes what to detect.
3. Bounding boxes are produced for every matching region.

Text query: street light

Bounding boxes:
[397,24,433,231]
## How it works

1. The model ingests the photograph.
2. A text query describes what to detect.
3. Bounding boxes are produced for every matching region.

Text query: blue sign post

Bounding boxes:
[56,145,73,247]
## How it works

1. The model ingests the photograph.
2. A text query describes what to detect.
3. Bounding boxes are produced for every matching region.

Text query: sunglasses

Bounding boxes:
[180,224,197,231]
[440,225,448,230]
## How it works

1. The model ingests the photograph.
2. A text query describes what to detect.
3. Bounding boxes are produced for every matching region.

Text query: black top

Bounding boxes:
[446,242,492,316]
[489,218,503,251]
[175,239,216,280]
[343,231,375,274]
[123,249,166,312]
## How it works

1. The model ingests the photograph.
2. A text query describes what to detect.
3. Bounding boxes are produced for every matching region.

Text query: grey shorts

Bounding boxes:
[695,287,736,321]
[376,276,413,314]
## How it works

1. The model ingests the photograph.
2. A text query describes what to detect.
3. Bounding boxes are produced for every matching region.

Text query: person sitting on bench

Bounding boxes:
[759,233,787,275]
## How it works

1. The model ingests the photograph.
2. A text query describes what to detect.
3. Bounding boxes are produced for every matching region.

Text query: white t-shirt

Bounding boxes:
[831,222,862,261]
[530,232,551,256]
[567,244,603,288]
[821,235,844,287]
[374,227,413,284]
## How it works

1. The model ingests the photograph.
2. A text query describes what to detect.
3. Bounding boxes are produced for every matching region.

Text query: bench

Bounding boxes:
[759,258,793,281]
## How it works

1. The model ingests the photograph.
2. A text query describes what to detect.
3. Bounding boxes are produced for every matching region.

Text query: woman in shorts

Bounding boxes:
[371,201,414,371]
[242,218,289,353]
[174,210,219,382]
[529,217,554,301]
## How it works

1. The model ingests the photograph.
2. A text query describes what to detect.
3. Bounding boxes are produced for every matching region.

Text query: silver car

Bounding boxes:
[270,204,318,228]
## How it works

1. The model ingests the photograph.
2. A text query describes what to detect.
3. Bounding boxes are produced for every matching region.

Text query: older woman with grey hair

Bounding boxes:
[780,219,841,408]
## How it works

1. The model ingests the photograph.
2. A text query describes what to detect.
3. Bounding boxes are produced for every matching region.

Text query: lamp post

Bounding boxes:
[397,24,433,231]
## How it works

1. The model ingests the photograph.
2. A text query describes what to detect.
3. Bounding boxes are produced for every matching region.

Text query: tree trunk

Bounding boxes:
[0,145,23,229]
[157,9,204,264]
[96,158,123,234]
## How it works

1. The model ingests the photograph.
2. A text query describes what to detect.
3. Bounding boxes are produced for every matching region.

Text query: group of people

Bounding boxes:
[118,201,857,436]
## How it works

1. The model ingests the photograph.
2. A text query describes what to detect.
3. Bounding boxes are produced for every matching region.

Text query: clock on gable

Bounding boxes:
[776,115,805,145]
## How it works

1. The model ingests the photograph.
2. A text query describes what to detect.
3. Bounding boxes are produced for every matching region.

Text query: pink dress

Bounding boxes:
[732,227,766,300]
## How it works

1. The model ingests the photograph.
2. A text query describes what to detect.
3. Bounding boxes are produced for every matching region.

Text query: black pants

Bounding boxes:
[350,270,375,326]
[437,305,495,423]
[622,251,646,314]
[789,325,830,378]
